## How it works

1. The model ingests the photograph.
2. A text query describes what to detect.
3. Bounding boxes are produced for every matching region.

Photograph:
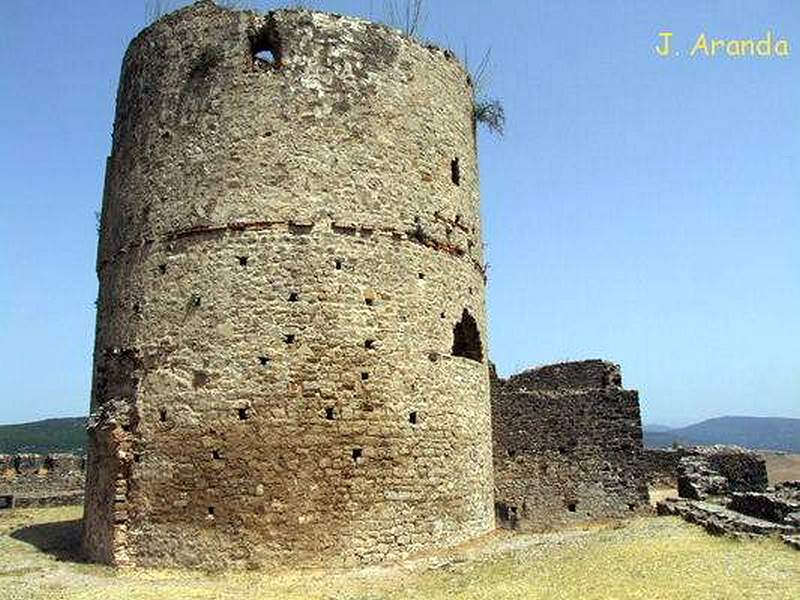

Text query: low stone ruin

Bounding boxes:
[0,453,85,508]
[676,445,768,499]
[655,446,799,550]
[642,445,769,493]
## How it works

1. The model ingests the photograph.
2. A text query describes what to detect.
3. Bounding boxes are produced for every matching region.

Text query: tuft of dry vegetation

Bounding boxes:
[466,48,505,136]
[1,506,798,599]
[383,0,426,37]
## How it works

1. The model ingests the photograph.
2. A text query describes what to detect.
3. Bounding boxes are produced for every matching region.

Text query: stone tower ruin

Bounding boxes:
[84,1,494,567]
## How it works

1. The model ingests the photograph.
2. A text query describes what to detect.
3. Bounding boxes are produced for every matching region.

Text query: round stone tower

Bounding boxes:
[84,0,493,567]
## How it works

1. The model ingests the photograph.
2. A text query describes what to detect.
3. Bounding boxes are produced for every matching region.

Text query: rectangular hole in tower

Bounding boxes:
[208,506,215,517]
[258,356,270,366]
[238,407,249,420]
[567,502,577,513]
[288,292,298,302]
[361,372,369,381]
[325,406,335,420]
[238,256,248,267]
[212,449,222,460]
[335,259,343,270]
[364,339,375,350]
[352,448,363,461]
[284,334,296,344]
[409,411,417,424]
[159,408,167,422]
[451,158,460,185]
[365,298,374,306]
[158,263,167,274]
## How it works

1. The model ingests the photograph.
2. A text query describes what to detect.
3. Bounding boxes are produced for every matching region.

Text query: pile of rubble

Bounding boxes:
[0,453,85,509]
[656,446,799,550]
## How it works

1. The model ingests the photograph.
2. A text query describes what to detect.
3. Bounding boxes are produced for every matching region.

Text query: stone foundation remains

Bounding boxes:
[491,360,649,531]
[0,453,85,508]
[656,446,798,550]
[642,445,769,493]
[658,481,800,551]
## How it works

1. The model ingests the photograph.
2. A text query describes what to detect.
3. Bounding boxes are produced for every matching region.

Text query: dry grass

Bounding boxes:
[1,505,798,599]
[764,452,800,485]
[648,486,678,506]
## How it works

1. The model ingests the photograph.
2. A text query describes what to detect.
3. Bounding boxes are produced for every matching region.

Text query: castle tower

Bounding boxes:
[83,1,494,567]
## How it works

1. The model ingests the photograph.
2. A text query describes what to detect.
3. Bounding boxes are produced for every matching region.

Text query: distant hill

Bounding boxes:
[643,424,674,433]
[0,417,87,455]
[644,416,800,453]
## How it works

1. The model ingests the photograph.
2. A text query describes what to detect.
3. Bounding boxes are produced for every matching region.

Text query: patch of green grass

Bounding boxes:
[0,417,86,454]
[0,508,797,600]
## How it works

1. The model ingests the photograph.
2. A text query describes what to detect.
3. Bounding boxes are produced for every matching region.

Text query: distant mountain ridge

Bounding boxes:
[0,417,87,454]
[644,416,800,453]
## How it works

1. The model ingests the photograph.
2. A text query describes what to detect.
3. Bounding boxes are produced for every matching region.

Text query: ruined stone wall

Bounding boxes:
[643,446,768,492]
[676,446,768,500]
[85,1,494,568]
[0,453,85,506]
[492,361,649,530]
[642,447,692,486]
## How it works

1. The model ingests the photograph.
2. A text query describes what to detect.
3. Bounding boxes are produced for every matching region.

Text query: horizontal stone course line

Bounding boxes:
[97,218,487,279]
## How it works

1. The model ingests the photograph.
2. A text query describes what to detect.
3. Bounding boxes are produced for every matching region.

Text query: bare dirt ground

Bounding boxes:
[763,452,800,485]
[1,505,798,600]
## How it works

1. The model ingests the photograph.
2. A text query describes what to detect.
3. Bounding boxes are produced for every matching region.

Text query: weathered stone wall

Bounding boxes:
[642,447,692,486]
[0,453,85,506]
[676,446,768,500]
[702,447,768,493]
[491,361,649,531]
[85,2,494,568]
[642,446,768,494]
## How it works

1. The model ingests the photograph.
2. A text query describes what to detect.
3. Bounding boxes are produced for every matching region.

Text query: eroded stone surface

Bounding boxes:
[84,2,493,568]
[657,497,798,538]
[0,453,85,508]
[728,481,800,524]
[491,360,649,531]
[676,446,768,500]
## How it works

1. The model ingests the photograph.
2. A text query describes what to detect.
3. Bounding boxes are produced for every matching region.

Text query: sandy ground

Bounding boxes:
[1,505,798,600]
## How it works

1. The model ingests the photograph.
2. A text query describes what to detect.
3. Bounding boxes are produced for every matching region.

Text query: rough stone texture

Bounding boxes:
[491,360,649,531]
[676,456,729,500]
[13,491,86,509]
[0,453,85,502]
[728,481,800,525]
[699,446,768,493]
[657,497,798,539]
[657,477,799,549]
[84,1,494,568]
[0,454,86,496]
[676,446,768,500]
[641,447,692,486]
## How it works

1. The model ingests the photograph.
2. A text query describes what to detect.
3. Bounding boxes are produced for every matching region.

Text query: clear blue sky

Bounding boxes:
[1,1,797,427]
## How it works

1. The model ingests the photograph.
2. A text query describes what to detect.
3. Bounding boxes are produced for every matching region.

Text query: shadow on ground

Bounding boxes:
[10,518,85,563]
